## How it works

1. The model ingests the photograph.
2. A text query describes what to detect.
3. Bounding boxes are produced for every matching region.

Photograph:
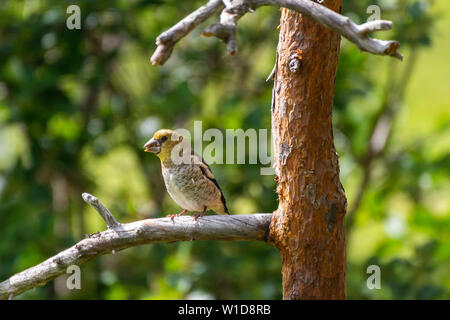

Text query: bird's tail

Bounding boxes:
[224,203,229,214]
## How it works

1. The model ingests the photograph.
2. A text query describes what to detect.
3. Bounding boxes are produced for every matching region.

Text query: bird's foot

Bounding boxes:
[192,213,205,221]
[193,207,207,221]
[168,209,188,221]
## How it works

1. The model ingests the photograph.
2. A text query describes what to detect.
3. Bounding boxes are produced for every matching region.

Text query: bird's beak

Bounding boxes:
[144,138,161,153]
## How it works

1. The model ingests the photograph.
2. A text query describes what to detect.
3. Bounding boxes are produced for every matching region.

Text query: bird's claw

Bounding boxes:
[192,214,204,221]
[168,209,188,222]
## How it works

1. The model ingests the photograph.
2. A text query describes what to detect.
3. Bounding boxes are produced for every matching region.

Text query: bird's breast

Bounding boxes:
[162,165,206,211]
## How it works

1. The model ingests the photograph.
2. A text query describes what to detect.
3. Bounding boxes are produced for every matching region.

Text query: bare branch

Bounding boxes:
[82,193,121,229]
[151,0,402,66]
[0,194,272,300]
[150,0,224,65]
[202,0,253,55]
[271,0,403,59]
[357,20,393,35]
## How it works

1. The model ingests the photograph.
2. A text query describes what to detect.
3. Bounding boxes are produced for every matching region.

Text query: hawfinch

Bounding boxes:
[144,129,229,220]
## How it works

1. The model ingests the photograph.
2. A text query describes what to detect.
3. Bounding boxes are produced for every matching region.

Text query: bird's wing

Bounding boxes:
[190,150,229,214]
[192,155,215,180]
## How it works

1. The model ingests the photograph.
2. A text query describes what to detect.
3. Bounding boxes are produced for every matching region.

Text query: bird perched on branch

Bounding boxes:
[144,129,229,220]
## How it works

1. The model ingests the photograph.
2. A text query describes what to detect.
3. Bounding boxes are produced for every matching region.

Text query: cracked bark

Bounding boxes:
[268,1,347,299]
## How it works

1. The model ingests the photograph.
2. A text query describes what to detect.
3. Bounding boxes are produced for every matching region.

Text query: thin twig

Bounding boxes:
[150,0,224,65]
[82,193,121,229]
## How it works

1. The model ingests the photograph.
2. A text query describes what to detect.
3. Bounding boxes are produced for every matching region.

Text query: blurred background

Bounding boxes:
[0,0,448,299]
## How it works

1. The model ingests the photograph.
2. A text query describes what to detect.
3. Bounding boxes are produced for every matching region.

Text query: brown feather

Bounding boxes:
[192,150,229,214]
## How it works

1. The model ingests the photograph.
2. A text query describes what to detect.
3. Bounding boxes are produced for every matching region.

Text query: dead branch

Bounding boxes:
[0,193,272,300]
[150,0,224,65]
[151,0,402,66]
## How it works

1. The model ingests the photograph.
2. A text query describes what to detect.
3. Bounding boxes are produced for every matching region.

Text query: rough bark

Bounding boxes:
[268,1,347,299]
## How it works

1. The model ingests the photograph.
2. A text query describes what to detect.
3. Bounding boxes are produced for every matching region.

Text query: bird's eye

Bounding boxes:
[161,136,168,142]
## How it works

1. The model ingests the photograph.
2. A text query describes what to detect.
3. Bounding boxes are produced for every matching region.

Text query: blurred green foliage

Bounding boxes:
[0,0,449,299]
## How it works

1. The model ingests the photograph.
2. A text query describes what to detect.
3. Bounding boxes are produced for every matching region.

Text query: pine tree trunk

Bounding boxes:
[268,1,347,299]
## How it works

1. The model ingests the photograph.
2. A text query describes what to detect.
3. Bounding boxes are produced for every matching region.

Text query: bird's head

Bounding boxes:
[143,129,184,161]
